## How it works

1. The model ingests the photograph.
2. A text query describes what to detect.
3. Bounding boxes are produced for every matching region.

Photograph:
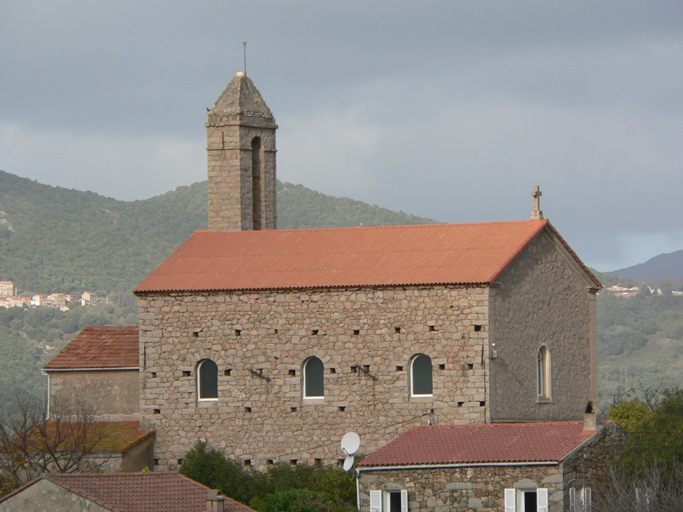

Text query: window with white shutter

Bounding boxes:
[583,488,592,512]
[400,489,408,512]
[370,490,382,512]
[505,488,516,512]
[537,488,549,512]
[570,487,593,512]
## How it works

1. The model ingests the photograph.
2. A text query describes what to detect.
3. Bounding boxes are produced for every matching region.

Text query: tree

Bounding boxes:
[610,388,683,478]
[179,442,356,511]
[0,394,109,488]
[599,387,683,511]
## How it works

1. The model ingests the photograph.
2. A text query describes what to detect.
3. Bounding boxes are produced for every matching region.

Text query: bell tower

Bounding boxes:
[206,71,277,231]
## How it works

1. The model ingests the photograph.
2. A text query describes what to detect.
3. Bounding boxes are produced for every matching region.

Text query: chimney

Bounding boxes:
[207,490,225,512]
[583,401,597,432]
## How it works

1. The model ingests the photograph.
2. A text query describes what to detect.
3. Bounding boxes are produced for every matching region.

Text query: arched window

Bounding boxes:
[251,137,262,230]
[410,354,433,397]
[303,357,324,399]
[537,346,551,400]
[197,359,218,401]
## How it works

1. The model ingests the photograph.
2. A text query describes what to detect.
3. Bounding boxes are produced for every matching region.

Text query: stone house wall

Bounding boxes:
[489,231,599,422]
[562,423,628,505]
[48,370,139,420]
[357,464,564,512]
[0,479,110,512]
[139,285,490,469]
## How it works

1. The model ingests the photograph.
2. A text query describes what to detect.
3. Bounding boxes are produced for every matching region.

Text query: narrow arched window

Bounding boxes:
[537,346,551,400]
[303,357,324,399]
[251,137,262,230]
[197,359,218,401]
[410,354,433,397]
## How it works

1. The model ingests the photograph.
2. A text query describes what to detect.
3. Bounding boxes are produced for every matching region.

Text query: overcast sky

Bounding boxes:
[1,1,681,272]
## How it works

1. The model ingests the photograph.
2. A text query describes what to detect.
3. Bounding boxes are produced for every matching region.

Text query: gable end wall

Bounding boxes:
[489,231,597,421]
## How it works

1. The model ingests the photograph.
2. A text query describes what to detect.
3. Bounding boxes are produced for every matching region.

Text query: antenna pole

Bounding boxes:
[242,41,248,76]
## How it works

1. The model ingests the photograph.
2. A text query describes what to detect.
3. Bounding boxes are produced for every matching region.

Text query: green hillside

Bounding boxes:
[0,171,437,296]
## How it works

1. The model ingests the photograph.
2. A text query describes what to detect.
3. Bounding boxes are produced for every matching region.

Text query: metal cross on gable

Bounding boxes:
[532,185,544,220]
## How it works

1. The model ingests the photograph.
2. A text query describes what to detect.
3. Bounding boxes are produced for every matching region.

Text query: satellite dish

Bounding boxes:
[341,432,361,455]
[343,455,355,472]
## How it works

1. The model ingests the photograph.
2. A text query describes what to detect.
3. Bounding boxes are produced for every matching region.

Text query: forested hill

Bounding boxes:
[0,171,437,295]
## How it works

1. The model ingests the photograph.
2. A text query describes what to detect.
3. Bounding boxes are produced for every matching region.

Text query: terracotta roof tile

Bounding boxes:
[359,422,596,467]
[44,325,139,369]
[135,220,570,293]
[45,471,255,512]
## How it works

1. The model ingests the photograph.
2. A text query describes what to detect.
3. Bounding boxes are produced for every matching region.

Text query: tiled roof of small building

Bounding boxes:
[42,472,255,512]
[44,325,139,369]
[18,421,154,453]
[359,422,597,467]
[135,219,598,293]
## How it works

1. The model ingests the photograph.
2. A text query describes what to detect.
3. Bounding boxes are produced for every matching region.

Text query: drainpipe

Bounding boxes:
[356,468,361,511]
[41,370,50,419]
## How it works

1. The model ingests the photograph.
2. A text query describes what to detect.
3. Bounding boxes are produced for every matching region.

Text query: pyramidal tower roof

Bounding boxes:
[210,71,274,119]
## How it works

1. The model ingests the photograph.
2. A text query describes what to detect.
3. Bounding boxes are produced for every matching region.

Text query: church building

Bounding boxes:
[134,72,601,470]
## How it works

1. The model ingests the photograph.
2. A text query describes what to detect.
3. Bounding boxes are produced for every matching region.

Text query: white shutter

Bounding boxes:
[504,489,516,512]
[370,490,382,512]
[583,488,592,512]
[569,488,577,511]
[400,490,408,512]
[537,488,549,512]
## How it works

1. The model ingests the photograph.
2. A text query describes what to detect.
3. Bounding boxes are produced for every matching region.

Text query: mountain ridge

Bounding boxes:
[0,170,438,295]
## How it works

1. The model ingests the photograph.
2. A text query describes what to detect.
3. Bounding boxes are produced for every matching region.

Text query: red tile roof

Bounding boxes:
[44,325,139,370]
[136,219,596,293]
[359,422,597,467]
[43,472,255,512]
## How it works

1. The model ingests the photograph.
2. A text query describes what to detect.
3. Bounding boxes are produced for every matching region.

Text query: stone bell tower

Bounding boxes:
[206,71,277,231]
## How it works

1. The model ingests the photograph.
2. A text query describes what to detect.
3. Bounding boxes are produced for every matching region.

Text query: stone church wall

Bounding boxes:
[138,285,490,469]
[489,231,598,421]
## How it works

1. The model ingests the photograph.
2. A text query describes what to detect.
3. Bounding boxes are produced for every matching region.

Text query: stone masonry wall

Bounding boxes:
[562,423,628,505]
[489,231,597,422]
[0,479,110,512]
[207,115,277,231]
[48,370,139,421]
[139,285,490,469]
[358,464,566,512]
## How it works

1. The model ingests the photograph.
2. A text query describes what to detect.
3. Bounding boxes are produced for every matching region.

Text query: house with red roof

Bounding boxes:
[132,72,604,478]
[357,416,625,512]
[44,325,140,421]
[0,471,253,512]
